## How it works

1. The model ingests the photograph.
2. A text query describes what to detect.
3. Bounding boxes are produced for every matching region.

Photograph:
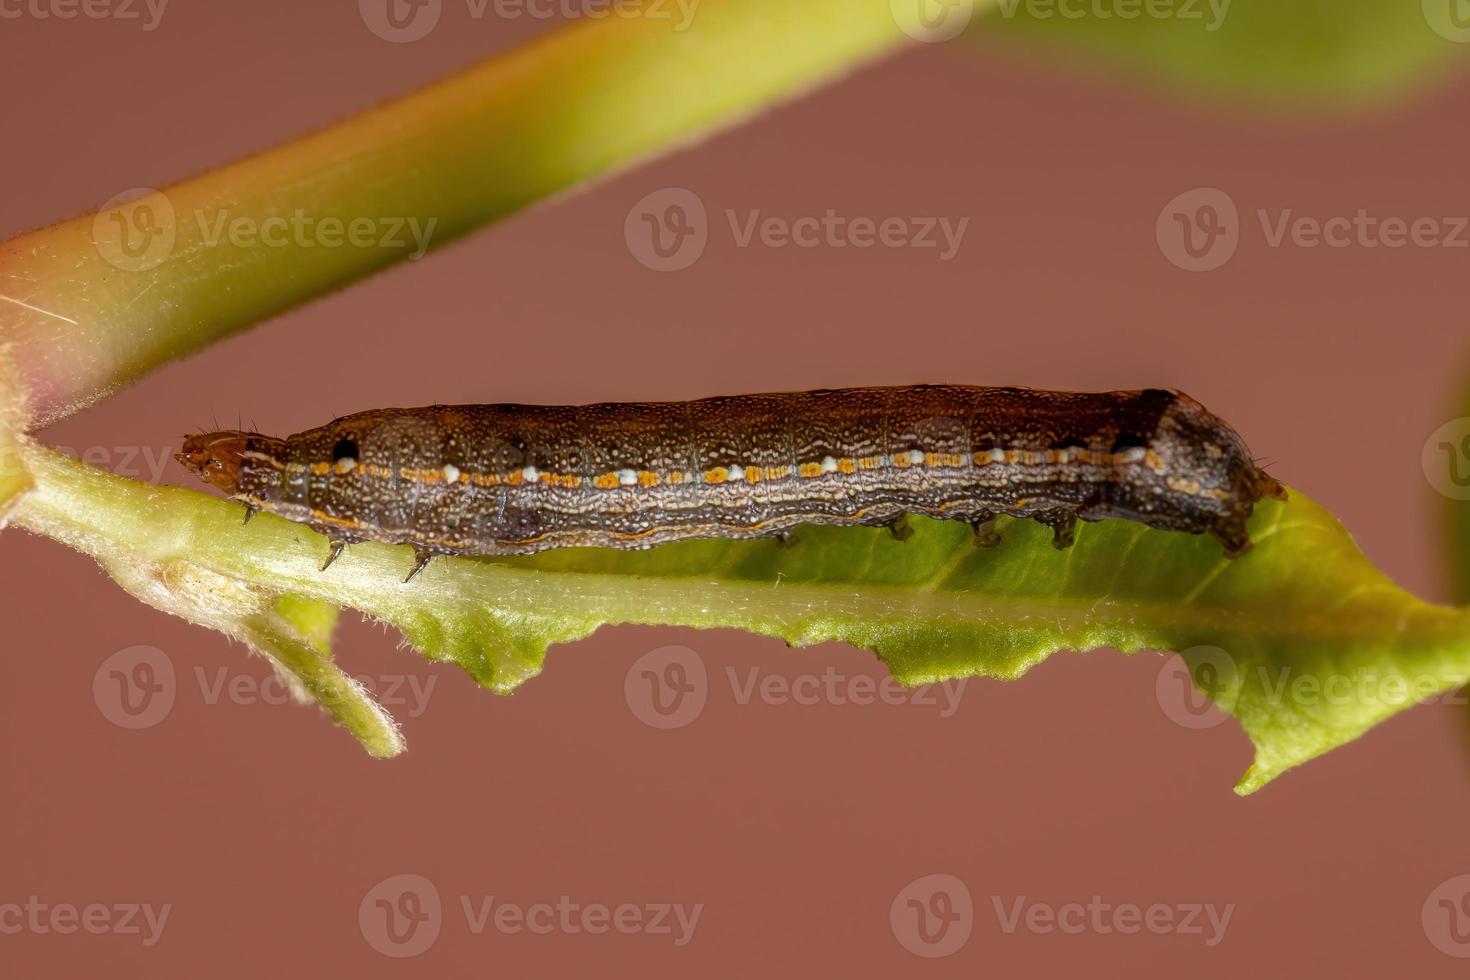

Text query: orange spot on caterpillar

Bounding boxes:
[308,508,364,530]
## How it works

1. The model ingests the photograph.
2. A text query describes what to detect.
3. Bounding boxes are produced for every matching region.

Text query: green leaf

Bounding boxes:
[14,444,1470,792]
[972,0,1468,103]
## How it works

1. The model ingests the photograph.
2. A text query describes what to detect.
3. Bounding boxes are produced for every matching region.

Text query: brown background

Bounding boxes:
[4,2,1470,975]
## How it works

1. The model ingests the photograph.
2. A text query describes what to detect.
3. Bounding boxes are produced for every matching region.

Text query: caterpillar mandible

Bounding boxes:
[176,385,1285,581]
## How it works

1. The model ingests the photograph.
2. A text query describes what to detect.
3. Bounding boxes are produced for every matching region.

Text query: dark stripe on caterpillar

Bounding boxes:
[176,385,1285,581]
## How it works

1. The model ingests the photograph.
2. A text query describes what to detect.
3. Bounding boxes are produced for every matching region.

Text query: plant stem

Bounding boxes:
[0,0,912,427]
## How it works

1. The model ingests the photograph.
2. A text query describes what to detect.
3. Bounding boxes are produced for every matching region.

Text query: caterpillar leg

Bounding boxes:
[1034,511,1078,550]
[241,502,258,526]
[1209,523,1252,559]
[969,514,1000,549]
[772,530,799,549]
[404,551,434,582]
[885,515,914,542]
[320,540,346,572]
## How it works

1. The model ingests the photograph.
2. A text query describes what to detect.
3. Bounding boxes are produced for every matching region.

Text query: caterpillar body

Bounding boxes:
[176,385,1284,581]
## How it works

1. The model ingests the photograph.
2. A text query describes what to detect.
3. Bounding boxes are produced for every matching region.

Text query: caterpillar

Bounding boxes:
[176,385,1285,581]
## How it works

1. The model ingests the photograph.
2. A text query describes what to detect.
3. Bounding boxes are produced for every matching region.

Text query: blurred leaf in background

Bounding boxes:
[972,0,1468,103]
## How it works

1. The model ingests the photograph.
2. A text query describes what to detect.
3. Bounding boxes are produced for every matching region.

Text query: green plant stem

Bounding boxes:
[0,0,913,427]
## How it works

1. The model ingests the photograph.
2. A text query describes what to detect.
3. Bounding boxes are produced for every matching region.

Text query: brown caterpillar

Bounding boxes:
[176,385,1285,581]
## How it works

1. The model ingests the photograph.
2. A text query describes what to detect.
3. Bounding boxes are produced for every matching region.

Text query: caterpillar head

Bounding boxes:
[176,431,286,500]
[1126,392,1286,556]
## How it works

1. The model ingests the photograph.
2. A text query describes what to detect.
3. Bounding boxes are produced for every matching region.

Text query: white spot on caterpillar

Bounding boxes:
[727,464,746,481]
[442,463,460,483]
[907,450,925,465]
[617,468,638,486]
[334,457,356,475]
[987,448,1006,463]
[522,465,540,483]
[1116,447,1147,464]
[820,456,839,473]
